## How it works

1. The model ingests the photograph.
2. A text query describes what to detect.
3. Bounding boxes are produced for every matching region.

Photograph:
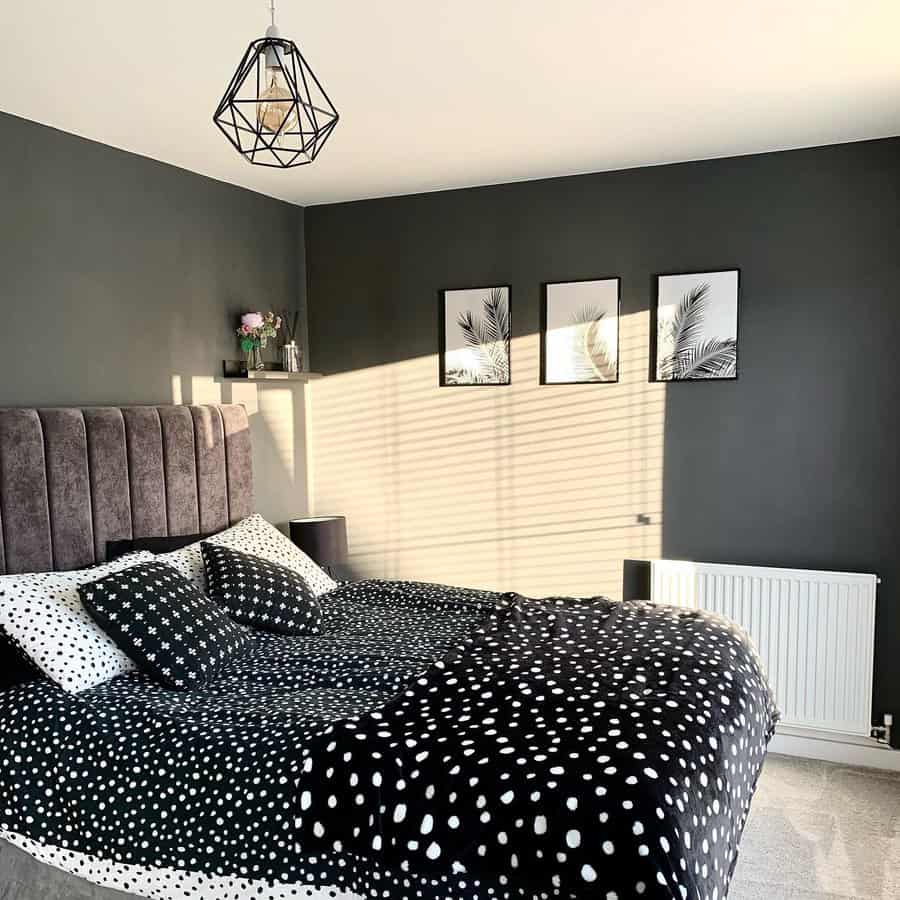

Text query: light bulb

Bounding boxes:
[257,66,298,136]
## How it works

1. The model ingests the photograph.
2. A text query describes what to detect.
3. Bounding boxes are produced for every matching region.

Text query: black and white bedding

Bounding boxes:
[0,580,777,900]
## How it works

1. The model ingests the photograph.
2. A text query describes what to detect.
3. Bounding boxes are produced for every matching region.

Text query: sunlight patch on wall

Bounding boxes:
[225,381,308,526]
[308,309,665,599]
[170,378,308,528]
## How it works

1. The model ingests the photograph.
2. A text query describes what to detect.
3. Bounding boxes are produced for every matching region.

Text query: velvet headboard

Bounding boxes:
[0,405,253,575]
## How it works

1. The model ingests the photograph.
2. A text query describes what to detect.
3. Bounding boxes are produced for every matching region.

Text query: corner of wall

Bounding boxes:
[295,204,311,372]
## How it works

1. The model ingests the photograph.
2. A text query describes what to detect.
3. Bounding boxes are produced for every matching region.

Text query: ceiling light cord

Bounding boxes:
[265,0,280,41]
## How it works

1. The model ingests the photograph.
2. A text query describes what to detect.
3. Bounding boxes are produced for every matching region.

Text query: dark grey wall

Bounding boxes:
[306,138,900,738]
[0,111,303,407]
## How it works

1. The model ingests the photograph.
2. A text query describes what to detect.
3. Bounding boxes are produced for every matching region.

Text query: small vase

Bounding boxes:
[281,341,302,373]
[245,345,264,371]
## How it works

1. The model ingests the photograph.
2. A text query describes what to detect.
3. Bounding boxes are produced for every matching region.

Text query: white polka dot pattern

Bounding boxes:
[0,579,777,900]
[296,591,778,900]
[80,561,253,690]
[159,514,337,597]
[0,551,155,692]
[202,542,323,635]
[1,831,359,900]
[0,580,491,900]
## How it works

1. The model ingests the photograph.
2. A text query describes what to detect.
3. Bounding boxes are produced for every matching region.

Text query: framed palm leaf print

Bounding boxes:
[654,269,739,381]
[440,285,511,385]
[541,278,620,384]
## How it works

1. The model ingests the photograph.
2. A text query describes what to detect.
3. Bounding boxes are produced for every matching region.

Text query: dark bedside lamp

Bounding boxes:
[289,516,348,578]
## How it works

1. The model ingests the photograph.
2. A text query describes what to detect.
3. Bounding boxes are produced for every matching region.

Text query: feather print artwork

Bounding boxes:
[543,279,619,383]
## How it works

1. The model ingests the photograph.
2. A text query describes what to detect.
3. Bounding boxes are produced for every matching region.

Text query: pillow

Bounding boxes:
[158,514,337,597]
[0,551,156,692]
[0,629,39,689]
[79,560,252,691]
[106,533,212,561]
[202,543,322,635]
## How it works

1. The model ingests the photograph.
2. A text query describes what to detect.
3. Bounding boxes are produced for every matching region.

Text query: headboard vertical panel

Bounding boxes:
[158,407,200,536]
[122,408,168,538]
[0,410,54,574]
[0,405,251,574]
[84,408,133,561]
[0,487,5,574]
[191,407,229,533]
[220,405,253,524]
[39,409,95,571]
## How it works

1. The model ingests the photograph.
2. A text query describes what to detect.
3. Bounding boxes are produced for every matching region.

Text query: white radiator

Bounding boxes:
[650,560,878,738]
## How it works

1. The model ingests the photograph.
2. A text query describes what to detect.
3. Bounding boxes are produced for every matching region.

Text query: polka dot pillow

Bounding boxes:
[158,513,337,597]
[0,551,155,693]
[79,560,252,691]
[201,543,323,635]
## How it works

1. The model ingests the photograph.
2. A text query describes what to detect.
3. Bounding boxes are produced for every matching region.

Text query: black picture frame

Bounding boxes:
[650,268,741,382]
[439,285,512,386]
[540,276,622,385]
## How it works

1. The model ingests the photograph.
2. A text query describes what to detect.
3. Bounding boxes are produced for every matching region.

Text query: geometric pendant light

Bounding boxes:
[213,0,338,168]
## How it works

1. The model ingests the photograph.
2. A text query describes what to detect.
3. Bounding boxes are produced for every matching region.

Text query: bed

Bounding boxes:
[0,405,778,900]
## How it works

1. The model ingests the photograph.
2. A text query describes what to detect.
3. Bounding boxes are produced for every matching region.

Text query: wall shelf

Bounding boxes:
[222,361,323,382]
[235,370,323,382]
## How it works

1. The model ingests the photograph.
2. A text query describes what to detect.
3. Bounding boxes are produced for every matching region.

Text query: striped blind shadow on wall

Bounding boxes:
[306,310,665,600]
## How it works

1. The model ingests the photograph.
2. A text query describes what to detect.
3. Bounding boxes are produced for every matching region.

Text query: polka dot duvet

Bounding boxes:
[0,579,777,900]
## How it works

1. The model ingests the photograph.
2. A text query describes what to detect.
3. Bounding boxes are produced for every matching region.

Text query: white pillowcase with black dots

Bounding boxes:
[158,513,337,597]
[0,551,155,692]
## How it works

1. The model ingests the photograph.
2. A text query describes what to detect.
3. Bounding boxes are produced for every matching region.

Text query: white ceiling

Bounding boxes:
[1,1,899,207]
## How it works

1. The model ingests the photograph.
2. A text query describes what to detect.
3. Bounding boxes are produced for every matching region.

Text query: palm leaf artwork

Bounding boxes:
[675,338,737,378]
[658,282,737,379]
[566,305,616,382]
[449,288,510,384]
[443,363,487,385]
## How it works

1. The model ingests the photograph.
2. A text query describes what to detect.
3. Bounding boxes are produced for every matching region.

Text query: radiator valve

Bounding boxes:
[872,713,893,746]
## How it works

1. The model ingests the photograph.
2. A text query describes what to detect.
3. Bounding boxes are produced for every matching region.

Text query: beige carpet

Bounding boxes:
[730,754,900,900]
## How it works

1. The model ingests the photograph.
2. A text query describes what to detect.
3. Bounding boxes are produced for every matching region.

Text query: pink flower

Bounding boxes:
[240,324,253,334]
[241,312,264,329]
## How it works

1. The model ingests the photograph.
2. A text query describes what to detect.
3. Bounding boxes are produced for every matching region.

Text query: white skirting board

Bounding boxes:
[769,724,900,772]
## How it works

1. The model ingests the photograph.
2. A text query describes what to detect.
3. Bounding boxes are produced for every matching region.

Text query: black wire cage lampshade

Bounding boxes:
[213,1,338,168]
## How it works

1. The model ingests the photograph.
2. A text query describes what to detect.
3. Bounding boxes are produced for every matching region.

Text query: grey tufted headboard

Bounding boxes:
[0,405,253,575]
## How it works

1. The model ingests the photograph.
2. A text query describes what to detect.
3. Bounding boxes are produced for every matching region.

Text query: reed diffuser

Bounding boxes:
[280,309,303,372]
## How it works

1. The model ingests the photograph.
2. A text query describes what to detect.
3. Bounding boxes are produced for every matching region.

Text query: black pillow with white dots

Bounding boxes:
[201,542,323,635]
